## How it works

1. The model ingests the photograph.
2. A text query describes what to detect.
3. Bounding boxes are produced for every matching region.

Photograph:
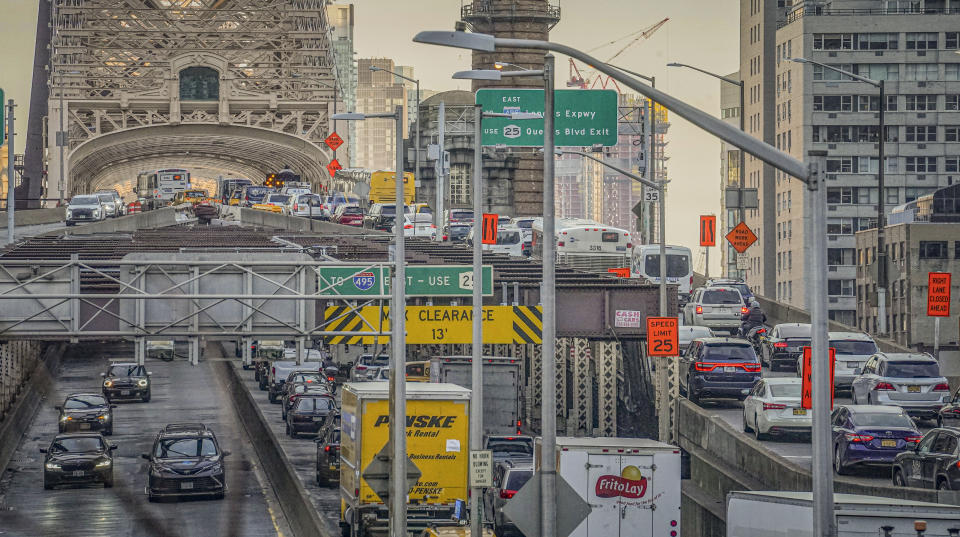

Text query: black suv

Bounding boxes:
[41,433,116,489]
[484,435,534,464]
[285,394,337,438]
[363,203,397,231]
[314,422,341,487]
[760,323,811,372]
[102,362,151,402]
[893,427,960,491]
[142,423,230,501]
[57,393,116,435]
[680,337,762,404]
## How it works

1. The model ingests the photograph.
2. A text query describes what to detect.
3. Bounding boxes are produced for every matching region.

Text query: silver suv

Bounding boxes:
[682,286,746,335]
[65,195,106,226]
[95,189,125,217]
[796,331,878,390]
[851,353,951,419]
[483,458,533,536]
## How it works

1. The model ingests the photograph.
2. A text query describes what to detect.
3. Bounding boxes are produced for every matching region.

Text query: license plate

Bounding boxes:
[312,416,323,422]
[181,482,194,490]
[80,423,91,430]
[846,362,859,368]
[72,470,85,477]
[723,366,736,372]
[121,390,131,396]
[908,385,921,393]
[329,464,338,471]
[881,439,897,447]
[793,409,806,416]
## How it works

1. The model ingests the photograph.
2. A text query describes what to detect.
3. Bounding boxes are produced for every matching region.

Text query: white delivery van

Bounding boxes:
[535,437,681,537]
[727,491,960,536]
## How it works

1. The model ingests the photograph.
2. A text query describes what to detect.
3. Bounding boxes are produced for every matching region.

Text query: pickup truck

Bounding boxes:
[266,348,323,403]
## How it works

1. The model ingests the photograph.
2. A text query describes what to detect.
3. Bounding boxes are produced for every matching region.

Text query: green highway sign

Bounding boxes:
[404,265,493,297]
[476,88,618,147]
[316,266,391,296]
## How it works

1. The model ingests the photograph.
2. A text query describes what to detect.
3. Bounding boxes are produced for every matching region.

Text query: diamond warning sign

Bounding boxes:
[726,222,757,253]
[325,131,344,151]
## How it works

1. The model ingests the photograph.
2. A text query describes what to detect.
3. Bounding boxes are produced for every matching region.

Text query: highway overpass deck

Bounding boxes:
[0,342,289,537]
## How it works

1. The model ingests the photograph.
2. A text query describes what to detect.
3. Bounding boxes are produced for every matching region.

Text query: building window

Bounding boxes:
[955,241,960,259]
[828,248,855,266]
[827,187,854,204]
[947,64,960,81]
[918,241,948,259]
[905,156,937,173]
[903,64,938,81]
[946,157,960,173]
[905,125,937,142]
[828,279,855,297]
[905,94,937,111]
[947,95,960,111]
[886,187,900,204]
[905,32,938,50]
[827,218,854,235]
[449,164,470,205]
[947,32,960,49]
[178,66,220,101]
[945,126,960,142]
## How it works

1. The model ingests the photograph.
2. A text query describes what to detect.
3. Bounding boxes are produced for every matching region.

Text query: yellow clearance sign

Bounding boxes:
[323,305,543,345]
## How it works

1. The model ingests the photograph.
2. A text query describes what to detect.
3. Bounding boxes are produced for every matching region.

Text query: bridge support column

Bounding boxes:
[296,337,305,366]
[189,337,200,366]
[242,337,252,368]
[134,337,146,365]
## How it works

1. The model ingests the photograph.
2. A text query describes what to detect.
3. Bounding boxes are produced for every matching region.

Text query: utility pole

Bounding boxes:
[7,99,16,245]
[436,102,446,240]
[389,104,407,537]
[469,103,484,537]
[540,52,557,537]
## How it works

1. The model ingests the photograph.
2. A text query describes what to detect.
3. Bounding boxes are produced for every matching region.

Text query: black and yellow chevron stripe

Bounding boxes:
[511,306,543,344]
[323,306,388,345]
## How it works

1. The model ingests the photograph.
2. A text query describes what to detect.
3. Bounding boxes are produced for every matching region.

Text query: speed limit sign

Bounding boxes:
[646,317,678,357]
[643,188,660,203]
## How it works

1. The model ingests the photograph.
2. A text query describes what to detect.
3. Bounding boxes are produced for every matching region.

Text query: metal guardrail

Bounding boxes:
[461,0,561,22]
[779,6,960,28]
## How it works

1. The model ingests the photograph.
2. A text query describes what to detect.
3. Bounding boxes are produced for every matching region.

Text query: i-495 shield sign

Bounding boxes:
[316,266,390,296]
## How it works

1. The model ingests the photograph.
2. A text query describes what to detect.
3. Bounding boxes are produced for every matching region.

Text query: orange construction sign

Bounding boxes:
[801,346,836,410]
[481,213,498,245]
[646,317,679,357]
[927,272,951,317]
[726,222,758,253]
[700,215,716,247]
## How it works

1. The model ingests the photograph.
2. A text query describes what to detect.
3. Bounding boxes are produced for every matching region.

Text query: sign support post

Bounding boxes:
[470,103,484,537]
[6,99,14,246]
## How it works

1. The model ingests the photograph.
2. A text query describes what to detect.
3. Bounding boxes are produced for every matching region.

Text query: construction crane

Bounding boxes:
[567,17,669,91]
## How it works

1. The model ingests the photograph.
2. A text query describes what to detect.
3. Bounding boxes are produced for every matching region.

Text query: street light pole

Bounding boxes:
[540,52,557,537]
[792,58,887,335]
[470,103,484,537]
[667,62,746,278]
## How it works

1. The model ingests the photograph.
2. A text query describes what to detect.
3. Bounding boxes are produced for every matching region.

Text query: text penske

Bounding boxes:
[373,415,458,428]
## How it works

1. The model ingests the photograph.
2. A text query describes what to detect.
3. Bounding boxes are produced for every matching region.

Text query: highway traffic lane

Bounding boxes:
[230,357,342,537]
[693,364,912,486]
[0,343,287,537]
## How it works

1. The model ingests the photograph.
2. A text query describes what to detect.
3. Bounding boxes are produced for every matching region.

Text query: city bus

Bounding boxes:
[333,168,415,206]
[531,218,633,273]
[631,244,694,306]
[135,168,191,209]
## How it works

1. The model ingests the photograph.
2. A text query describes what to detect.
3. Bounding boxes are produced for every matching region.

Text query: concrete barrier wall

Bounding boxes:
[223,206,383,236]
[217,356,329,537]
[0,342,63,475]
[60,207,191,235]
[0,208,64,228]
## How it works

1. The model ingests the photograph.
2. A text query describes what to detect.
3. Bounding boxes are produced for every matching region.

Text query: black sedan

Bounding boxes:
[759,323,811,371]
[285,394,337,437]
[892,427,960,491]
[314,425,340,487]
[937,388,960,428]
[102,362,151,402]
[57,393,116,435]
[41,433,116,489]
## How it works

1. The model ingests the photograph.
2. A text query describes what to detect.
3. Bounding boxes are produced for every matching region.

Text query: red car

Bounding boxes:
[333,205,363,226]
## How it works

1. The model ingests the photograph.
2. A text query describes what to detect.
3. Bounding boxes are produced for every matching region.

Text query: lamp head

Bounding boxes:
[413,31,496,52]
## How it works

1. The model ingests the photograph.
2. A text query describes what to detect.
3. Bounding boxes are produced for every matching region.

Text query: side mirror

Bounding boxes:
[141,453,151,460]
[147,372,153,376]
[100,373,106,378]
[221,450,232,457]
[54,405,62,411]
[39,447,47,453]
[109,445,118,450]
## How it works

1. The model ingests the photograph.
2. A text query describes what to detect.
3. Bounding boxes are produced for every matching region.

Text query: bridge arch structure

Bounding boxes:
[49,0,342,200]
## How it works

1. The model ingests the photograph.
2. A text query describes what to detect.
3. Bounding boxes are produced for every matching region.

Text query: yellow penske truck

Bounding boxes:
[340,382,471,537]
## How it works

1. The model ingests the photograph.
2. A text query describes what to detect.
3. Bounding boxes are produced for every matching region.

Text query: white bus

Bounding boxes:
[531,218,633,273]
[631,244,694,305]
[136,168,191,207]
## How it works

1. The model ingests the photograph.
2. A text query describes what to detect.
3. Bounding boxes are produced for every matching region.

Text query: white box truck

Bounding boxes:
[429,356,522,436]
[536,437,681,537]
[727,491,960,536]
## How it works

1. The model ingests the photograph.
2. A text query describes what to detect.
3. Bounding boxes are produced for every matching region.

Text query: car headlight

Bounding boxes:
[137,379,148,387]
[95,459,112,468]
[45,462,61,470]
[60,415,69,422]
[98,414,109,421]
[66,210,73,218]
[103,380,113,388]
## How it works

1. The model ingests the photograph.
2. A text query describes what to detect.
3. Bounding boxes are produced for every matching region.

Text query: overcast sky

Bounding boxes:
[0,0,740,272]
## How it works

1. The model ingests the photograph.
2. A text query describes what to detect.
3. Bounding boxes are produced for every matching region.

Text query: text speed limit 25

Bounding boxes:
[647,317,679,357]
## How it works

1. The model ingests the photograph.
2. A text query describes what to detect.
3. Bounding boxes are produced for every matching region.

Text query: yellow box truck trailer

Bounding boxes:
[340,382,471,537]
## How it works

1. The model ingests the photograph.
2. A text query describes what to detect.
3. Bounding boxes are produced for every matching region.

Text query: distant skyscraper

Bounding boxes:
[326,3,357,167]
[355,58,408,171]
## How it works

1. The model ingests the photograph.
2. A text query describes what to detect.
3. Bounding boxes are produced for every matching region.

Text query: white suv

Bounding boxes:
[796,331,878,390]
[682,286,746,336]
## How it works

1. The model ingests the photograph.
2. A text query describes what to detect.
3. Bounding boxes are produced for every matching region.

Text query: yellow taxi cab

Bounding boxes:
[228,189,243,206]
[405,360,431,382]
[173,189,208,205]
[251,201,284,213]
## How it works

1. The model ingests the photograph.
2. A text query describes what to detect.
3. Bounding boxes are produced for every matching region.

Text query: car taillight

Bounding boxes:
[289,395,296,401]
[756,328,766,334]
[442,235,448,240]
[557,241,565,247]
[694,362,716,372]
[272,367,275,375]
[906,436,923,444]
[696,306,703,314]
[689,275,693,286]
[873,382,895,391]
[741,306,749,314]
[742,363,762,372]
[500,489,518,499]
[773,342,788,348]
[933,383,950,391]
[845,433,874,443]
[404,224,413,229]
[626,242,632,248]
[293,203,299,211]
[356,365,367,371]
[763,403,786,410]
[327,376,335,382]
[325,445,331,452]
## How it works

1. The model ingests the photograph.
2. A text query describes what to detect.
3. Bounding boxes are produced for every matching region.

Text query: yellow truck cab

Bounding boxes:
[340,382,471,537]
[405,360,431,382]
[173,189,208,205]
